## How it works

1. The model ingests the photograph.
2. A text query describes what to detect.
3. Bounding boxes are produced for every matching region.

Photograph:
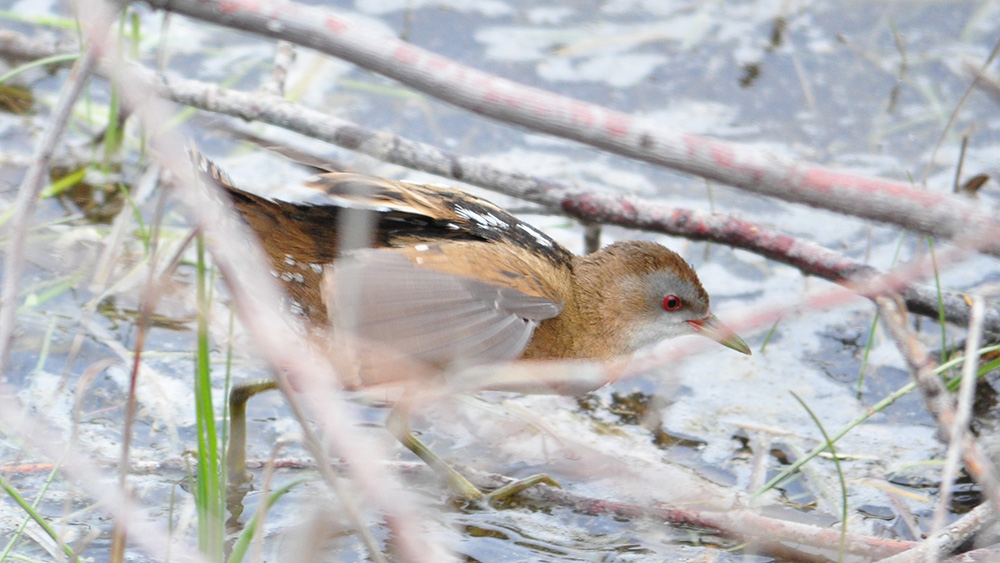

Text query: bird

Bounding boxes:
[198,155,751,503]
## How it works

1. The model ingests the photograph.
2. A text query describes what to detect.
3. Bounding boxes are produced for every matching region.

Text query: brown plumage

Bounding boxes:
[202,157,749,376]
[206,156,751,501]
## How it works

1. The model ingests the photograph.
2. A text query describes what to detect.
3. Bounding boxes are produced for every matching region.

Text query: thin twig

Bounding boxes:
[456,464,914,561]
[921,35,1000,183]
[0,34,105,376]
[876,295,1000,518]
[0,384,211,562]
[878,503,995,563]
[109,54,442,563]
[964,63,1000,107]
[931,297,986,544]
[13,454,922,562]
[259,40,295,97]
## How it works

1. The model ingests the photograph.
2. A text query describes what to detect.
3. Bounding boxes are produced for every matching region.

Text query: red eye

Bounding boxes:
[662,295,683,311]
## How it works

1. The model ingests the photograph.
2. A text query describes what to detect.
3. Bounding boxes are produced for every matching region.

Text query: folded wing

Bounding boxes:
[329,244,564,367]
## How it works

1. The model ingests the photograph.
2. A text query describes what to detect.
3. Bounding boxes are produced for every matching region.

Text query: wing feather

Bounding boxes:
[328,248,563,367]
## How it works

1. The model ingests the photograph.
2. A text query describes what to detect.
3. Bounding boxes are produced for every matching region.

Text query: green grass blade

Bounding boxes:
[39,167,88,199]
[0,473,80,562]
[755,343,1000,499]
[194,234,224,561]
[790,392,848,563]
[858,231,907,393]
[228,479,307,563]
[759,317,780,353]
[0,54,80,85]
[0,9,77,28]
[19,275,81,311]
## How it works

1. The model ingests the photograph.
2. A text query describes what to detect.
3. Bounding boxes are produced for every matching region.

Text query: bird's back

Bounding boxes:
[200,159,574,342]
[199,156,748,388]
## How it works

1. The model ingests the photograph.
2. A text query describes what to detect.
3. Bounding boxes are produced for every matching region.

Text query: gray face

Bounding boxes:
[627,269,711,352]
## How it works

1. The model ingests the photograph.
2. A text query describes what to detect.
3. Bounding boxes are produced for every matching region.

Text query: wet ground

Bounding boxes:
[2,0,1000,561]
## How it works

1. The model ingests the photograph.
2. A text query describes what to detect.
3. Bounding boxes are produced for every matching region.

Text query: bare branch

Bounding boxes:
[880,504,995,563]
[965,62,1000,107]
[135,0,1000,258]
[258,40,295,97]
[931,298,986,537]
[458,464,915,561]
[0,30,995,335]
[877,295,1000,518]
[102,36,446,563]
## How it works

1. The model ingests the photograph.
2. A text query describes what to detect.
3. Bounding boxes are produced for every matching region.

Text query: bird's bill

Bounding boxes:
[687,314,751,355]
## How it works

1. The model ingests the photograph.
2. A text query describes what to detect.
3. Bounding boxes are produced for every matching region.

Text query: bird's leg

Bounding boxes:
[228,379,559,504]
[227,378,278,489]
[385,402,560,505]
[386,402,483,500]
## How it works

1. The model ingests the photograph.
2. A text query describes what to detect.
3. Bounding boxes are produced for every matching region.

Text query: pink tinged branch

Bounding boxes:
[138,0,1000,258]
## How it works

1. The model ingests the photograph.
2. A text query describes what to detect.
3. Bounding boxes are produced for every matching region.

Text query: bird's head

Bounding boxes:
[582,241,751,356]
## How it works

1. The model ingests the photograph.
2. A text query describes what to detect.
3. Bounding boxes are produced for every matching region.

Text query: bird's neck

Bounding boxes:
[520,254,635,361]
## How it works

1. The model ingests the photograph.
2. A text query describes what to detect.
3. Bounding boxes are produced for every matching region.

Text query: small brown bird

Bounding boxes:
[202,156,750,502]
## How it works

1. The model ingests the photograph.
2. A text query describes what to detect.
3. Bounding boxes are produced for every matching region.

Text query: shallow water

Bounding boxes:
[1,0,999,561]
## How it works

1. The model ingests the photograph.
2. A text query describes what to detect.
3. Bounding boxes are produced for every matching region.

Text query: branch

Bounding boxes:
[964,62,1000,106]
[1,30,996,335]
[459,464,915,561]
[877,295,1000,518]
[136,0,1000,258]
[106,455,926,562]
[879,503,995,563]
[102,44,448,563]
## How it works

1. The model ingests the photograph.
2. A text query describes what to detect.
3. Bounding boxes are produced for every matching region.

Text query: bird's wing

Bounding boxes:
[300,173,471,216]
[327,242,566,367]
[301,174,576,269]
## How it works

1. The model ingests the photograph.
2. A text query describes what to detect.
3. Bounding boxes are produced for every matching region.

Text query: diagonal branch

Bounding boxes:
[135,0,1000,258]
[876,295,1000,518]
[0,29,996,335]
